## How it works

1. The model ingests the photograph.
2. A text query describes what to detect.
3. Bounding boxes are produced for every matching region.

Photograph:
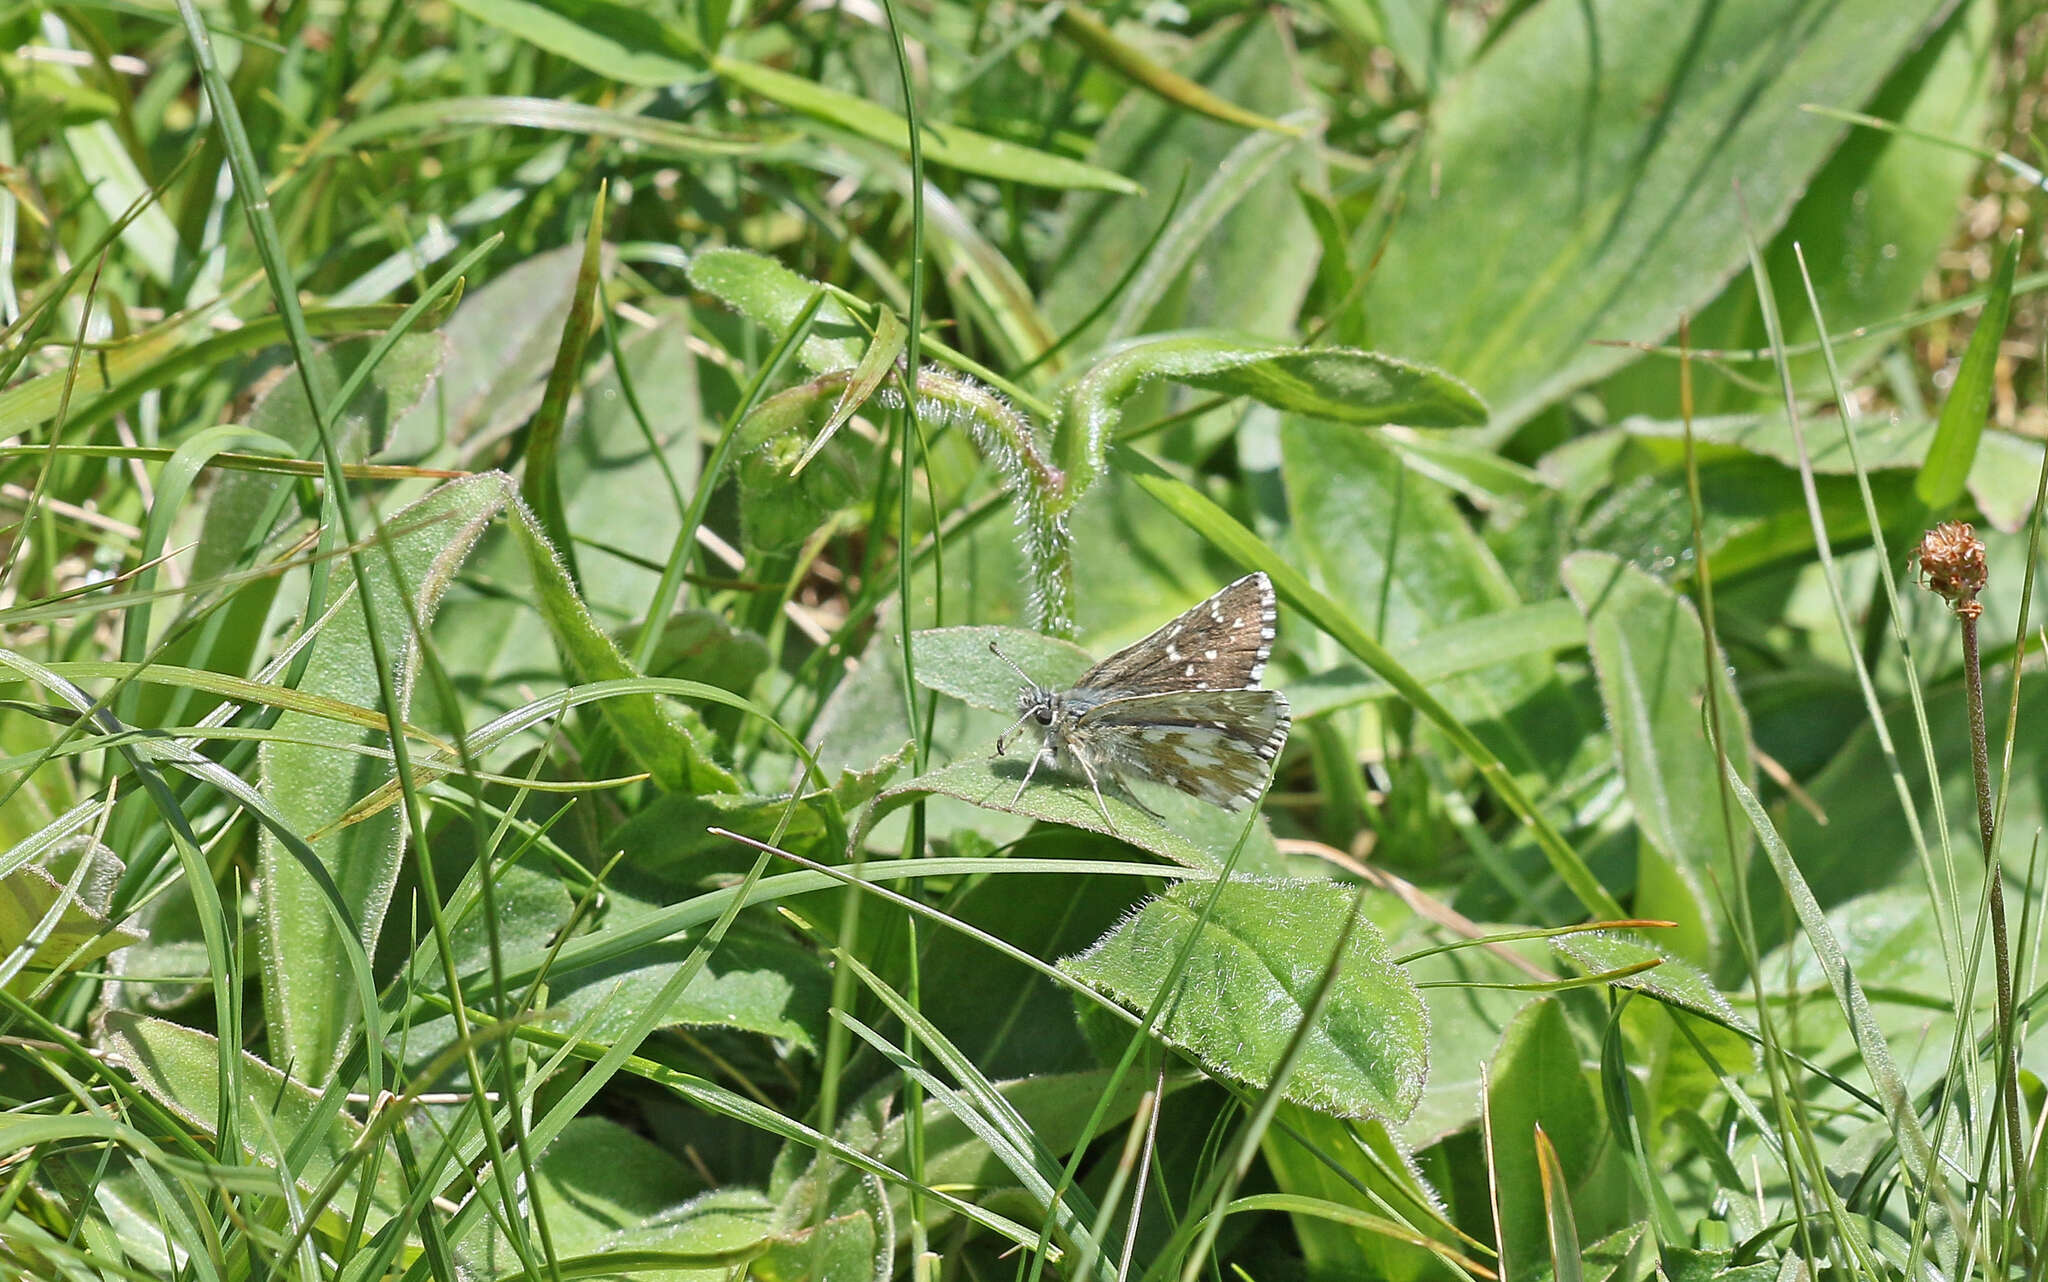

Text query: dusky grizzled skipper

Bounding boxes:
[989,572,1291,828]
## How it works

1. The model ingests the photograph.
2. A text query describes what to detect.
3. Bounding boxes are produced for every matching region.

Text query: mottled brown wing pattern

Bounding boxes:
[1077,688,1291,810]
[1074,573,1277,695]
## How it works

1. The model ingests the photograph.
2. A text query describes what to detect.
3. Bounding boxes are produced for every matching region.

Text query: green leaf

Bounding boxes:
[1553,932,1751,1039]
[259,474,505,1076]
[1052,7,1306,137]
[325,94,773,156]
[384,243,583,458]
[1601,0,1997,417]
[1562,551,1753,967]
[1061,878,1428,1120]
[713,57,1140,194]
[439,0,702,85]
[1059,335,1485,491]
[1624,413,2047,534]
[506,489,740,793]
[0,841,142,996]
[1282,422,1542,724]
[552,910,831,1051]
[687,248,867,373]
[99,1013,406,1233]
[731,378,884,553]
[1043,16,1320,350]
[873,754,1281,876]
[1916,231,2021,509]
[463,1118,771,1275]
[1357,0,1955,429]
[910,625,1092,715]
[1288,598,1585,719]
[1487,998,1604,1278]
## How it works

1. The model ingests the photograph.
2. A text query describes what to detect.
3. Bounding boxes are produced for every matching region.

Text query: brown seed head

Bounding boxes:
[1918,521,1987,620]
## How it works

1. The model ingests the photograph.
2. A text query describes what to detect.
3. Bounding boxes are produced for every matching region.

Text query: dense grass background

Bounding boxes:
[4,1,2048,1279]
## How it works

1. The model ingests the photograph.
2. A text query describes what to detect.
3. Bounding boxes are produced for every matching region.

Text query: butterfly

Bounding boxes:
[988,572,1291,829]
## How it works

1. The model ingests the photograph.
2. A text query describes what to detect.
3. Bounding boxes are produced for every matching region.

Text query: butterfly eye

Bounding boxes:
[1033,706,1054,725]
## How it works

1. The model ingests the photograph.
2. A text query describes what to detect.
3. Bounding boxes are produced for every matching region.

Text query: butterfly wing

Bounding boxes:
[1073,573,1277,695]
[1075,688,1290,810]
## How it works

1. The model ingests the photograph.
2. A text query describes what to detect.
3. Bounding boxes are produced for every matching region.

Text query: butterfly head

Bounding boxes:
[990,640,1057,755]
[1018,684,1056,725]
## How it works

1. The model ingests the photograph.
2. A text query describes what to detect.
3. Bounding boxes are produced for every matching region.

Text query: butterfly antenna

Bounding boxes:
[994,708,1034,756]
[987,638,1037,686]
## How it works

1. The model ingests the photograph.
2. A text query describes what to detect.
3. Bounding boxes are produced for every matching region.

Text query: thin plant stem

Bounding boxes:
[1924,519,2033,1253]
[1960,609,2031,1243]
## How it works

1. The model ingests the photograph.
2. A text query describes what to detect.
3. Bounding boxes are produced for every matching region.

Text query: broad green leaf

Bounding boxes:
[687,248,866,373]
[1554,932,1751,1038]
[462,1118,771,1277]
[1602,0,1996,417]
[0,841,142,996]
[1357,0,1953,429]
[385,243,584,459]
[0,300,455,443]
[1282,422,1543,726]
[1621,414,2048,534]
[99,1013,406,1233]
[506,491,739,793]
[545,908,831,1051]
[1916,231,2020,509]
[1061,878,1428,1120]
[1561,552,1753,967]
[1060,336,1485,490]
[259,473,505,1076]
[1570,446,1919,583]
[439,0,702,85]
[713,57,1140,194]
[1289,599,1586,719]
[572,310,709,618]
[1488,999,1605,1277]
[412,858,829,1057]
[731,379,883,552]
[140,334,447,730]
[874,754,1283,876]
[1043,15,1319,350]
[910,625,1092,715]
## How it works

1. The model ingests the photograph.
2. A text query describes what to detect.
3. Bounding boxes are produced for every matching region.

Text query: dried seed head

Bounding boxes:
[1918,520,1987,620]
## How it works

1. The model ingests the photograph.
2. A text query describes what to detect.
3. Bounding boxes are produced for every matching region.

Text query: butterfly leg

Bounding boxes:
[1008,744,1049,810]
[1068,749,1120,834]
